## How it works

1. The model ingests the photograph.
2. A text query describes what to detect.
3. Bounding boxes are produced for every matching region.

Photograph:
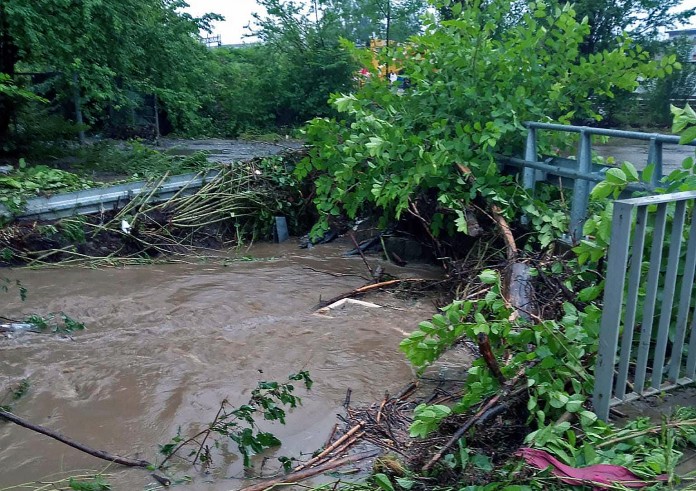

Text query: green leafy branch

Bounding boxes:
[159,371,312,470]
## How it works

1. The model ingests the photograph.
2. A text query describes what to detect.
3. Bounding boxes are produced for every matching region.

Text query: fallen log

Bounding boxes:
[239,449,379,491]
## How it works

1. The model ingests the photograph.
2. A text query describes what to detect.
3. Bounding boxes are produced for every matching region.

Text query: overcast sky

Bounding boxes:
[186,0,696,45]
[185,0,263,44]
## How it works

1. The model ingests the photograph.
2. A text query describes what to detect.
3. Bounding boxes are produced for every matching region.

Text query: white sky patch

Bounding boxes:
[185,0,696,44]
[185,0,264,44]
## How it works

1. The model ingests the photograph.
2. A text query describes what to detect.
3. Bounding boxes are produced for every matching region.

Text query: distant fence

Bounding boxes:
[592,191,696,421]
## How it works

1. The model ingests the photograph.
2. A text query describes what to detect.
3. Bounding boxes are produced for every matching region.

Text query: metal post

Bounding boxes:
[570,131,592,242]
[614,206,647,399]
[668,212,696,382]
[647,137,663,187]
[651,201,687,388]
[523,128,537,190]
[633,204,668,392]
[593,201,633,421]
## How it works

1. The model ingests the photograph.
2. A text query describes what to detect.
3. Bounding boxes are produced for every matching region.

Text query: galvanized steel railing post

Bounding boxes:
[633,203,668,392]
[651,201,687,388]
[614,206,647,399]
[593,201,633,421]
[647,137,663,188]
[523,128,537,190]
[570,131,592,242]
[668,214,696,382]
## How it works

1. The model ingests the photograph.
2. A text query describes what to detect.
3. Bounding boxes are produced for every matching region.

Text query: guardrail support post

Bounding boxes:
[570,131,592,242]
[523,128,537,190]
[647,137,663,187]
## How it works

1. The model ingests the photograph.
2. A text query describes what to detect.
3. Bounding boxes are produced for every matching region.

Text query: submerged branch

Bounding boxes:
[0,408,152,468]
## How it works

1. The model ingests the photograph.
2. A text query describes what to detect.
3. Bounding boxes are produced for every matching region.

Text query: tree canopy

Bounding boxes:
[0,0,220,142]
[297,0,675,238]
[571,0,696,53]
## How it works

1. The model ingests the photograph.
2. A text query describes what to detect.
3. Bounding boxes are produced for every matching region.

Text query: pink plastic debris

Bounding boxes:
[516,447,667,490]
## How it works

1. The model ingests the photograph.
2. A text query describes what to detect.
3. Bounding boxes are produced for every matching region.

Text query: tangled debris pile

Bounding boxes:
[0,149,310,267]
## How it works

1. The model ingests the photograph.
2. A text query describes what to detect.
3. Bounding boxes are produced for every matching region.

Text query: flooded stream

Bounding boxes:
[0,241,441,490]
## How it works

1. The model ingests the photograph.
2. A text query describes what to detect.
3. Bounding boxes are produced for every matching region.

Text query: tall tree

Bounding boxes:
[331,0,427,44]
[250,0,358,125]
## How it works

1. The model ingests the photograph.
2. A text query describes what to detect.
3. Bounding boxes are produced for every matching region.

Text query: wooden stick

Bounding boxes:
[319,431,364,463]
[490,204,517,260]
[294,423,364,471]
[349,232,375,280]
[238,449,379,491]
[477,333,506,384]
[394,381,419,401]
[376,392,389,424]
[315,279,423,309]
[0,409,152,468]
[324,423,338,448]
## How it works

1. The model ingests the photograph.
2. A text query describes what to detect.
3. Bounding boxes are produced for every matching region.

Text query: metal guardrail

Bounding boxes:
[517,122,696,242]
[592,191,696,421]
[0,170,220,221]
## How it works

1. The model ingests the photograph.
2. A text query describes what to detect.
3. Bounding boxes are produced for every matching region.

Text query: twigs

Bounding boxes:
[421,365,531,472]
[159,400,228,469]
[349,232,375,280]
[294,423,365,471]
[0,472,114,491]
[0,408,152,468]
[596,419,696,449]
[238,450,379,491]
[2,150,307,268]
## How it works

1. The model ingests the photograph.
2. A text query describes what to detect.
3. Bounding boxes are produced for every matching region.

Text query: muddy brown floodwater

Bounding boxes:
[0,241,442,490]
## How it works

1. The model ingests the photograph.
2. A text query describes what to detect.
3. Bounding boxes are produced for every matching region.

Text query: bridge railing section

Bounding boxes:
[592,191,696,421]
[505,122,696,243]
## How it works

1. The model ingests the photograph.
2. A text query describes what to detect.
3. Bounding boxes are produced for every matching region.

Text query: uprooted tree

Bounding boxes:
[294,0,694,485]
[296,0,672,246]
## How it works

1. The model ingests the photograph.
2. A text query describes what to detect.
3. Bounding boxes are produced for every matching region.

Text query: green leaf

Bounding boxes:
[470,453,493,471]
[579,410,598,426]
[620,162,639,181]
[479,269,498,284]
[374,473,394,491]
[642,163,655,183]
[395,477,414,490]
[605,168,627,185]
[591,181,614,200]
[679,125,696,145]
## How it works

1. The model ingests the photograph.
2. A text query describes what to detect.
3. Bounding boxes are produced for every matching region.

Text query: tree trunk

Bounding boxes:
[0,4,20,147]
[73,73,86,144]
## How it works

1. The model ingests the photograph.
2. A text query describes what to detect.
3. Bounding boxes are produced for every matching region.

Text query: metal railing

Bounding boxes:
[508,122,696,242]
[0,170,220,221]
[592,190,696,421]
